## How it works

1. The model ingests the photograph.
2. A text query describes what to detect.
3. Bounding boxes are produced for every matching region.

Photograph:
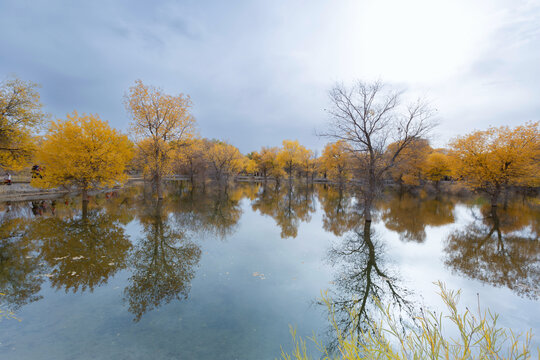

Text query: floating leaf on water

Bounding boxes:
[252,272,266,280]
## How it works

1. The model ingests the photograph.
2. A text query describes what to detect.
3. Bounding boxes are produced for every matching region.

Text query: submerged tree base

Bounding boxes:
[279,282,537,360]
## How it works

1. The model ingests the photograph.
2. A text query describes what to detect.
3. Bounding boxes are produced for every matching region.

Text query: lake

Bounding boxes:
[1,181,539,359]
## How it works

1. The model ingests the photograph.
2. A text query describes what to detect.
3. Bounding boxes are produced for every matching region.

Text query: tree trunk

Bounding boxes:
[365,165,376,222]
[503,185,509,210]
[364,194,373,222]
[397,176,405,194]
[363,219,372,241]
[82,187,89,219]
[490,185,500,208]
[288,171,293,186]
[156,172,163,200]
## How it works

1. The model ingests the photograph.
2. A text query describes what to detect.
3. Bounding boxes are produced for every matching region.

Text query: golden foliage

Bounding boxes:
[320,141,353,183]
[172,138,207,181]
[134,137,172,179]
[298,147,317,181]
[33,111,133,191]
[125,80,196,195]
[256,146,284,180]
[0,77,46,170]
[422,150,451,185]
[449,122,539,201]
[206,140,243,182]
[388,138,431,186]
[241,156,258,175]
[277,140,308,178]
[125,80,195,142]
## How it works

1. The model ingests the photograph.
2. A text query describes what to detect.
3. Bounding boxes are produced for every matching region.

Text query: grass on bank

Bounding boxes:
[279,282,537,360]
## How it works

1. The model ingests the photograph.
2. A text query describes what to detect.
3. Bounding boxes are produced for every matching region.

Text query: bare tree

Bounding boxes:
[322,80,435,221]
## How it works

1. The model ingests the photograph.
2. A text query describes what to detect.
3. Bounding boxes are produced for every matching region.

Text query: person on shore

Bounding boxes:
[4,172,12,185]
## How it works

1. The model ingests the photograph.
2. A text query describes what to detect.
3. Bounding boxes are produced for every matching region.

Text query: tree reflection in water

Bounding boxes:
[0,196,134,311]
[445,203,539,299]
[124,198,201,321]
[34,209,132,293]
[252,182,315,238]
[327,220,413,337]
[317,185,358,236]
[169,182,246,240]
[1,182,538,327]
[201,187,243,239]
[0,214,45,311]
[381,193,455,242]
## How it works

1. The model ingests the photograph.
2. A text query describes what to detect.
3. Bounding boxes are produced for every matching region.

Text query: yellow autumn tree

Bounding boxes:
[125,80,196,198]
[248,151,261,175]
[241,156,258,176]
[206,141,243,184]
[449,122,539,206]
[320,140,353,185]
[255,146,283,183]
[0,77,46,170]
[133,137,171,184]
[172,138,207,184]
[298,147,317,183]
[246,151,268,176]
[33,111,133,207]
[277,140,306,182]
[422,150,451,190]
[387,138,431,187]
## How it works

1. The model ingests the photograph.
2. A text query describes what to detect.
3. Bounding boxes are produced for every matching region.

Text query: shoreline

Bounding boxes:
[3,178,527,203]
[0,178,146,202]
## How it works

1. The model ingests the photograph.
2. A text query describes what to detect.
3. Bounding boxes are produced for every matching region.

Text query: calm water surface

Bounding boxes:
[0,182,538,359]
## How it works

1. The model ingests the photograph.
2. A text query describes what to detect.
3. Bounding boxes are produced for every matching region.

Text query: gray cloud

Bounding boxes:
[1,0,538,153]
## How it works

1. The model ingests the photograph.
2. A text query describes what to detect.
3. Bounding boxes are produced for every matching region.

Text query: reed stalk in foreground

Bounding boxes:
[279,281,538,360]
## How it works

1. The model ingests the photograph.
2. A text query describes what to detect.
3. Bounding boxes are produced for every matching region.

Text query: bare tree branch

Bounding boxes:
[321,80,436,220]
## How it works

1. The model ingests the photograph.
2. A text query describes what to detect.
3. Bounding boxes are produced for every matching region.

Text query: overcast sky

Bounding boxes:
[1,0,539,153]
